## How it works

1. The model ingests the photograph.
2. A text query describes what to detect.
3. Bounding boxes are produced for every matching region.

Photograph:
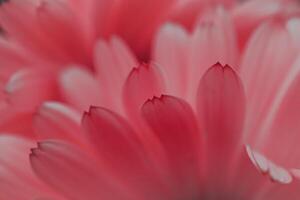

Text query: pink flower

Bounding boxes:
[0,0,300,199]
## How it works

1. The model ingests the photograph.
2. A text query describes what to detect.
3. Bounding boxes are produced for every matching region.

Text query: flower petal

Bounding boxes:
[153,23,190,98]
[33,101,83,143]
[0,135,61,200]
[241,20,299,146]
[258,56,300,168]
[141,95,203,198]
[0,68,56,136]
[111,0,176,58]
[197,63,246,183]
[123,63,165,123]
[59,67,102,112]
[232,145,296,200]
[30,140,135,200]
[246,145,292,184]
[82,106,171,199]
[94,36,137,113]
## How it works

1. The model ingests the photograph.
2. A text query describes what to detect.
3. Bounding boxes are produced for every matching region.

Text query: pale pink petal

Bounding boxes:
[33,101,83,143]
[0,68,56,136]
[153,23,190,98]
[197,63,246,184]
[188,7,238,102]
[141,95,203,198]
[5,68,57,112]
[233,0,300,49]
[0,39,31,79]
[123,63,165,123]
[30,140,136,200]
[153,7,238,104]
[241,20,299,146]
[246,146,292,184]
[255,56,300,168]
[231,146,295,200]
[287,18,300,49]
[0,135,63,200]
[232,0,283,48]
[94,36,138,113]
[243,146,300,200]
[59,66,102,112]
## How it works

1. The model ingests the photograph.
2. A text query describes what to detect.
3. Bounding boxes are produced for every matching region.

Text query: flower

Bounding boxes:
[0,0,298,135]
[3,63,300,199]
[0,0,300,199]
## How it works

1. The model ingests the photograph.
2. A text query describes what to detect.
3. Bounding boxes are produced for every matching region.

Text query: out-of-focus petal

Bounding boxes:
[153,23,189,98]
[255,56,300,168]
[33,101,83,143]
[110,0,176,59]
[241,19,299,146]
[94,36,137,113]
[0,135,63,200]
[0,68,57,137]
[59,66,102,112]
[30,140,136,200]
[154,7,238,103]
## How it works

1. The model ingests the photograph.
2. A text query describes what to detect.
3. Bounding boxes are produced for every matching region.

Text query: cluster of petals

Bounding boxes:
[1,0,300,199]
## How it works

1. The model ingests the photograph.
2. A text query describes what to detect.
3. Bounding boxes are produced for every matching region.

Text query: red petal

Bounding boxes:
[82,107,171,199]
[141,95,203,197]
[197,63,246,183]
[123,63,165,123]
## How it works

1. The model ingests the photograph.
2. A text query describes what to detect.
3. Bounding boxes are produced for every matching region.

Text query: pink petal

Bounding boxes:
[153,23,190,98]
[243,147,300,200]
[0,135,62,199]
[123,63,165,123]
[197,63,246,183]
[287,18,300,49]
[0,68,57,136]
[94,36,137,113]
[232,0,282,48]
[30,140,136,200]
[82,106,171,199]
[36,0,91,66]
[241,20,298,146]
[257,56,300,168]
[246,146,292,184]
[59,66,102,112]
[68,0,115,40]
[231,145,296,199]
[0,39,30,79]
[141,95,203,198]
[0,1,62,64]
[5,68,57,111]
[33,101,83,143]
[187,7,238,103]
[110,0,176,58]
